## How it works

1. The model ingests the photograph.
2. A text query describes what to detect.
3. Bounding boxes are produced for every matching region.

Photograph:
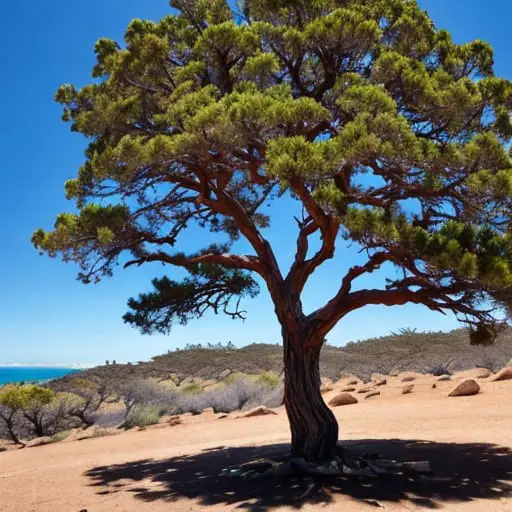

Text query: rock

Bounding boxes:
[201,407,215,415]
[401,376,416,382]
[448,379,480,397]
[365,391,381,399]
[321,377,334,393]
[219,369,232,379]
[217,414,228,419]
[432,383,437,389]
[473,368,493,379]
[456,368,492,379]
[336,374,360,387]
[168,417,182,426]
[437,375,451,381]
[241,406,278,418]
[328,393,358,407]
[26,436,53,448]
[402,385,414,395]
[342,387,356,392]
[62,428,82,442]
[374,378,387,386]
[357,387,371,394]
[490,367,512,382]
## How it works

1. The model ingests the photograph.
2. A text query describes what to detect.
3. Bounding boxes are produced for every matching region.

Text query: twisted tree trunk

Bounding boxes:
[283,332,339,463]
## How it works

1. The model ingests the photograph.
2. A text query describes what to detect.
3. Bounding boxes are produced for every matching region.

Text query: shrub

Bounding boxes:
[255,371,281,388]
[0,384,57,444]
[117,379,177,417]
[175,378,269,414]
[181,382,202,394]
[64,377,113,427]
[123,405,161,428]
[424,358,456,376]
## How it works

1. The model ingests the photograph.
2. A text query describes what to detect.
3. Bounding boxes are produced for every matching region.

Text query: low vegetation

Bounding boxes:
[1,328,511,447]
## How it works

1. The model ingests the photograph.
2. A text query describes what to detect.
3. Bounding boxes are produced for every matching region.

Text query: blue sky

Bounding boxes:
[1,1,511,365]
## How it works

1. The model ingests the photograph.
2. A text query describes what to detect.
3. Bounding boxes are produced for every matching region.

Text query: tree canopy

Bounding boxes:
[34,0,512,346]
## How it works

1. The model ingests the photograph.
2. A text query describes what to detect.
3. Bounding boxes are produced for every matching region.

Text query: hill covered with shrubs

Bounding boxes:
[55,327,512,386]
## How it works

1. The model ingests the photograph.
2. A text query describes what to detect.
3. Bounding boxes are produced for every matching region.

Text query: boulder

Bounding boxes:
[336,374,360,387]
[328,393,358,407]
[402,384,414,394]
[241,406,278,418]
[456,368,492,379]
[26,436,53,448]
[365,391,381,399]
[490,367,512,382]
[448,379,480,397]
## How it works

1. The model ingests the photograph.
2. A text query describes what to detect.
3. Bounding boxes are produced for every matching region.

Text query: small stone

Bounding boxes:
[168,418,182,426]
[26,436,53,448]
[401,376,416,382]
[402,384,414,395]
[437,375,452,381]
[328,393,358,407]
[365,391,381,399]
[357,388,371,394]
[448,379,480,397]
[241,406,278,418]
[217,414,228,419]
[432,383,437,389]
[374,378,387,386]
[342,387,356,392]
[490,367,512,382]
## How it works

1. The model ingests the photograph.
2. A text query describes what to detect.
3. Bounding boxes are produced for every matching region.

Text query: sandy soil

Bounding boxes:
[0,373,511,512]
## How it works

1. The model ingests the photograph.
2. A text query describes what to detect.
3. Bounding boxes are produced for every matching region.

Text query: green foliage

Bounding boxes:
[0,385,55,410]
[255,371,281,388]
[181,382,202,394]
[34,0,512,345]
[123,405,161,428]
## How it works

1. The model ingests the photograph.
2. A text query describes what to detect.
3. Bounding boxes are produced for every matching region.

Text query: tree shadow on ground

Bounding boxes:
[85,439,512,510]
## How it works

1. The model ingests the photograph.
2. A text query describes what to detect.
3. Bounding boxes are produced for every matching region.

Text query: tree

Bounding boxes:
[63,378,112,427]
[33,0,512,463]
[0,385,56,444]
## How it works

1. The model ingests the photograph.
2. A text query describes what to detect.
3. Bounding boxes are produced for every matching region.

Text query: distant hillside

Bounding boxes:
[51,328,512,388]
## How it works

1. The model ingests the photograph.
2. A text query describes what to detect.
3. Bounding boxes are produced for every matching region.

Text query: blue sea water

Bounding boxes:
[0,367,80,385]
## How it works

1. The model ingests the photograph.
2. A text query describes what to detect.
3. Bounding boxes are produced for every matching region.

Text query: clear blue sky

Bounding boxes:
[1,1,511,365]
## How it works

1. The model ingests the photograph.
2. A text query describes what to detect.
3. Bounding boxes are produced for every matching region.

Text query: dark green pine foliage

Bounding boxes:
[34,0,512,345]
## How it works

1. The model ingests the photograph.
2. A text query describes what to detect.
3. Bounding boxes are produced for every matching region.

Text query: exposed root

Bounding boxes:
[220,452,431,480]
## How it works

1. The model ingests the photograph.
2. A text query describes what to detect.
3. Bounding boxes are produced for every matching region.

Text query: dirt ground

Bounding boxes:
[0,373,511,512]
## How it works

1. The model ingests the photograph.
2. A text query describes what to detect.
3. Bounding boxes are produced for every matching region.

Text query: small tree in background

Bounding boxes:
[34,0,512,462]
[0,385,56,444]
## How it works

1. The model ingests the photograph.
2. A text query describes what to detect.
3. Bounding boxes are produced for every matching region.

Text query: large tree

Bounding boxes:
[34,0,512,463]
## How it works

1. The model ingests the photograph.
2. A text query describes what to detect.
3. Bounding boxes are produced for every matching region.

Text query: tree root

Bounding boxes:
[220,452,431,480]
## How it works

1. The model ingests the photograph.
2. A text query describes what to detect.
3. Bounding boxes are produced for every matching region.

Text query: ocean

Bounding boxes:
[0,367,80,386]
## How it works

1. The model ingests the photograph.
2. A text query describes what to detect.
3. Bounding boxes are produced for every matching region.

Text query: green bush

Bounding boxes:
[123,405,161,428]
[255,371,281,388]
[181,382,202,394]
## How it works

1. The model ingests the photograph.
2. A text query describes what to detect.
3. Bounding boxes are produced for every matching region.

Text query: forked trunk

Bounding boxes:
[283,332,339,463]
